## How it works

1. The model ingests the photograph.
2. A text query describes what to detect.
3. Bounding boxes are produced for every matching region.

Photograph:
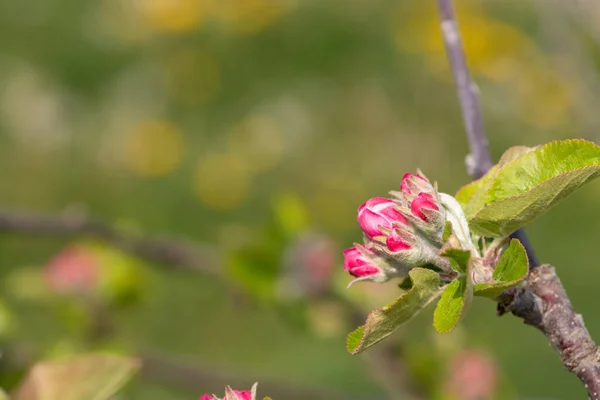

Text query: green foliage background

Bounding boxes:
[0,0,598,398]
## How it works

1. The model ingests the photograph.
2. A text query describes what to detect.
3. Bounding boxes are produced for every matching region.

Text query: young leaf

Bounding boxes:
[441,248,471,274]
[433,276,471,333]
[475,239,528,298]
[458,140,600,236]
[433,248,473,333]
[13,353,139,400]
[346,268,442,355]
[455,145,535,209]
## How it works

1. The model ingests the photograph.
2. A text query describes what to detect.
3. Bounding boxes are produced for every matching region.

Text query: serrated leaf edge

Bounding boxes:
[346,268,442,355]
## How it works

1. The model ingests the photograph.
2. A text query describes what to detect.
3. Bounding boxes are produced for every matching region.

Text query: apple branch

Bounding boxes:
[435,0,600,397]
[434,0,539,267]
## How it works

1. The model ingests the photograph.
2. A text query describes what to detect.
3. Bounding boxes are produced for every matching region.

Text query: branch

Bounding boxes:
[0,209,219,275]
[434,0,539,267]
[436,0,600,397]
[435,0,492,179]
[498,265,600,399]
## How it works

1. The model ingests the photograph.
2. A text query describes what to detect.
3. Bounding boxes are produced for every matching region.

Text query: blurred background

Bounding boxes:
[0,0,599,399]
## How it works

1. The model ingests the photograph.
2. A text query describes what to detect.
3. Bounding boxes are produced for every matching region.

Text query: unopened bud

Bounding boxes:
[357,197,408,239]
[343,243,408,286]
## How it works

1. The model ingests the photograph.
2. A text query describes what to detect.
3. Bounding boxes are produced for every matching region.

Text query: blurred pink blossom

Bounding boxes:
[445,349,499,400]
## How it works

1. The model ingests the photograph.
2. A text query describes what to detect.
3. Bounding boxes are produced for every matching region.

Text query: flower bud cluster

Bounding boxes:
[344,171,449,285]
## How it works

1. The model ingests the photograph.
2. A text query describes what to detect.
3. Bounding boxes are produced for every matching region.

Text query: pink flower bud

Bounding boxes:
[231,391,252,400]
[385,228,412,252]
[205,386,257,400]
[343,246,382,278]
[401,172,434,202]
[204,383,260,400]
[357,197,407,239]
[410,193,439,221]
[224,386,256,400]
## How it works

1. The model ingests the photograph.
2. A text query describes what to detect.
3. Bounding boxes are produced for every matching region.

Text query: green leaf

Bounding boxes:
[475,239,529,298]
[433,275,471,333]
[432,248,473,333]
[457,140,600,236]
[441,248,470,273]
[13,353,139,400]
[346,268,442,355]
[456,145,535,209]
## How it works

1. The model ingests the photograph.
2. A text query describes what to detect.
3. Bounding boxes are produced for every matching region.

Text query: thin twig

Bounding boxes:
[434,0,539,267]
[436,0,600,397]
[435,0,492,179]
[0,209,219,274]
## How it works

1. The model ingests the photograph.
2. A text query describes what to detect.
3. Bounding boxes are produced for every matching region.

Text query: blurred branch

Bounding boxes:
[436,0,600,397]
[435,0,539,267]
[0,346,344,400]
[498,265,600,399]
[0,209,219,275]
[140,352,343,400]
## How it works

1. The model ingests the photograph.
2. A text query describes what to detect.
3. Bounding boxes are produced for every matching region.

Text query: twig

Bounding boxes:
[0,209,219,274]
[498,266,600,399]
[436,0,600,397]
[434,0,539,267]
[435,0,492,179]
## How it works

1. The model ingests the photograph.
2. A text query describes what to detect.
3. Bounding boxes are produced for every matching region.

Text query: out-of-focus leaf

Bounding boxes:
[475,239,528,298]
[346,268,441,355]
[13,353,139,400]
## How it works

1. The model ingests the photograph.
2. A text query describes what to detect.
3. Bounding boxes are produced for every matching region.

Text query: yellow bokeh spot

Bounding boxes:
[271,192,309,237]
[228,115,285,173]
[214,0,294,35]
[517,70,572,128]
[393,0,570,127]
[137,0,212,33]
[194,152,253,210]
[396,2,535,84]
[124,120,184,177]
[164,48,221,105]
